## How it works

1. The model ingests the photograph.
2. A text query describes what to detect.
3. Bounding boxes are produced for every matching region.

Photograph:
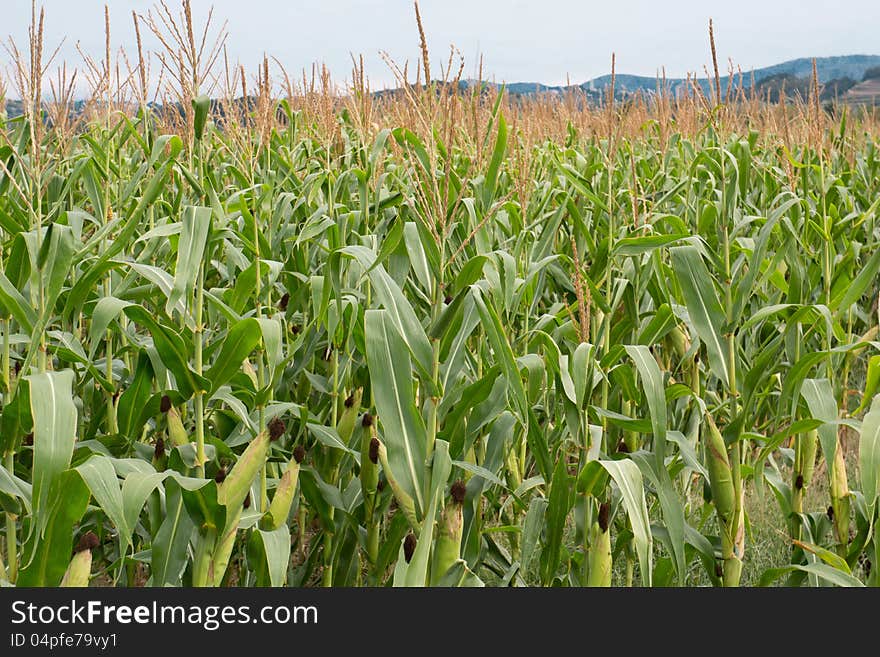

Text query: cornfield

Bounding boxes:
[1,2,879,588]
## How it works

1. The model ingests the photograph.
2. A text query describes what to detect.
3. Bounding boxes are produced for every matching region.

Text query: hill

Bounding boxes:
[454,55,880,105]
[846,78,880,105]
[576,55,880,98]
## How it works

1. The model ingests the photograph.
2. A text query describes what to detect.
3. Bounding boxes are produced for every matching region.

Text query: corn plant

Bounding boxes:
[0,2,879,589]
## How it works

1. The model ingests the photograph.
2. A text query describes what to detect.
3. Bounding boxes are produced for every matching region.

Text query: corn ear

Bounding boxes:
[504,445,520,490]
[242,359,259,387]
[431,484,465,584]
[705,416,735,524]
[360,424,379,510]
[331,388,363,471]
[621,399,639,452]
[360,421,381,566]
[830,443,850,549]
[587,522,612,587]
[337,389,363,443]
[704,415,743,585]
[800,429,819,486]
[830,442,850,500]
[260,459,300,531]
[166,406,189,448]
[60,549,92,587]
[377,439,419,529]
[219,430,270,512]
[791,428,818,537]
[152,437,167,472]
[668,325,692,362]
[210,507,243,586]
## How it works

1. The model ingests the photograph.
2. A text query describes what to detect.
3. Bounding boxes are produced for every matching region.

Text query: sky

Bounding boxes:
[2,0,879,97]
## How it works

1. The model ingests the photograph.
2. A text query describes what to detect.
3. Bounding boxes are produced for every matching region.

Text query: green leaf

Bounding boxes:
[832,246,880,311]
[576,460,609,496]
[452,255,488,293]
[183,478,226,534]
[120,470,168,539]
[126,262,189,321]
[38,223,75,316]
[472,286,529,422]
[403,221,433,292]
[0,462,31,512]
[343,246,433,379]
[614,233,687,256]
[256,317,283,383]
[600,459,652,586]
[247,526,291,587]
[65,160,173,320]
[800,378,839,468]
[451,460,505,488]
[151,478,195,587]
[630,452,687,586]
[26,370,78,536]
[205,318,262,396]
[17,470,89,586]
[758,562,864,587]
[439,292,480,394]
[570,342,595,409]
[88,297,133,359]
[75,455,129,545]
[859,395,880,515]
[793,539,854,573]
[364,309,427,514]
[482,113,507,210]
[118,349,154,440]
[540,455,572,585]
[854,355,880,416]
[521,496,548,575]
[123,305,208,400]
[433,559,485,587]
[307,423,360,462]
[0,270,36,332]
[0,386,29,456]
[625,345,667,461]
[17,225,76,374]
[167,206,211,319]
[670,244,730,388]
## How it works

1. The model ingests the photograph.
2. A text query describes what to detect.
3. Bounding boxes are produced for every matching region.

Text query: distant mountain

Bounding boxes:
[578,55,880,98]
[745,55,880,82]
[467,55,880,102]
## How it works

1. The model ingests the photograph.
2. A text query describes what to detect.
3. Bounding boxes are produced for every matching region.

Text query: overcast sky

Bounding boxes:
[3,0,879,96]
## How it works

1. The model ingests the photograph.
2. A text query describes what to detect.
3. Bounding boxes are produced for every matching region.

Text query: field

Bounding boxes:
[1,3,879,588]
